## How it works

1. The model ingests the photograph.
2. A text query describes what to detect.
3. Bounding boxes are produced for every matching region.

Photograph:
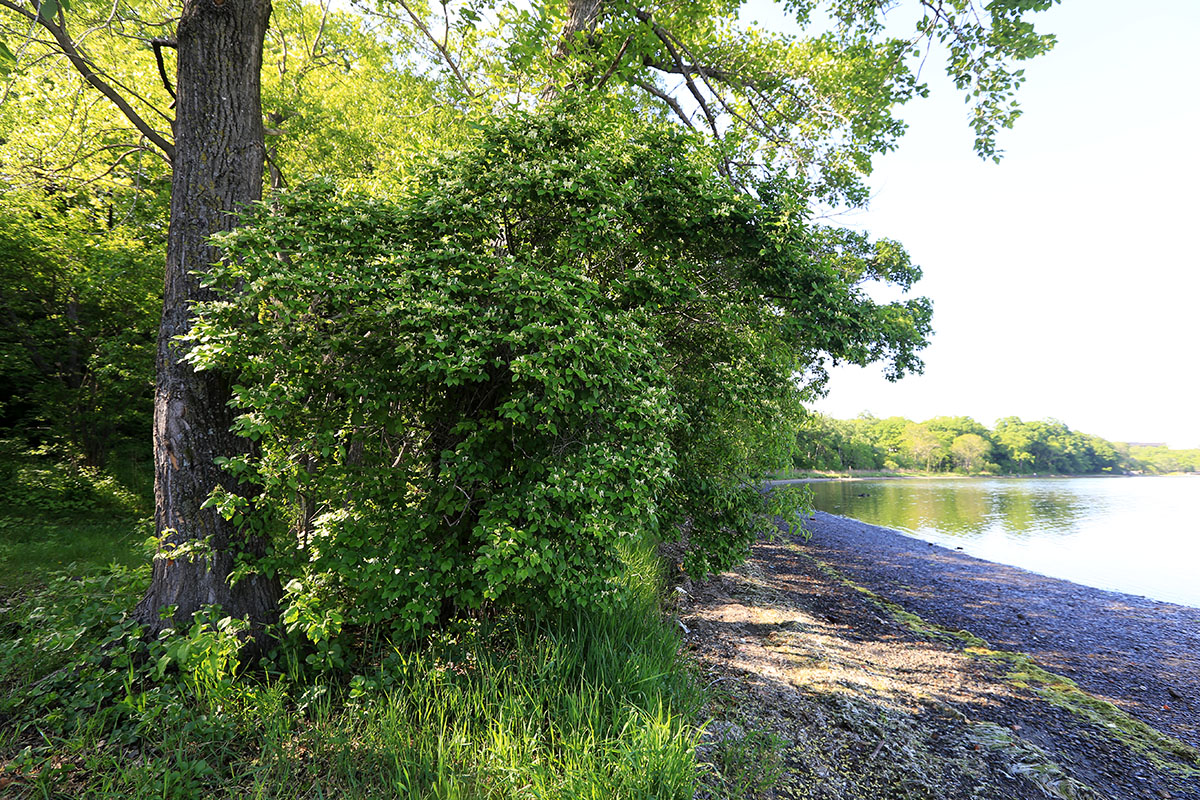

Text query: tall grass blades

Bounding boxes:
[1,536,704,798]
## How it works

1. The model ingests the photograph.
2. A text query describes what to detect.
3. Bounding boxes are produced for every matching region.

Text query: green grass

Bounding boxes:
[0,514,148,588]
[1,550,703,799]
[0,452,706,799]
[0,439,152,588]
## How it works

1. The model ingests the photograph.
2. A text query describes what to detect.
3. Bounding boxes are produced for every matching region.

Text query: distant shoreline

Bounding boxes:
[768,471,1196,485]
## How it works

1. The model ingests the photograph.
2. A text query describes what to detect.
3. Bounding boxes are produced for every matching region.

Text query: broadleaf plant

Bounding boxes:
[188,104,930,646]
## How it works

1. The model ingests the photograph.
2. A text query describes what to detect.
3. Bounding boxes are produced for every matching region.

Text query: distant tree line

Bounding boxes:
[793,414,1200,475]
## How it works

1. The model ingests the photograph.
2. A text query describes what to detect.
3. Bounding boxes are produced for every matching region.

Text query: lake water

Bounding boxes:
[807,477,1200,608]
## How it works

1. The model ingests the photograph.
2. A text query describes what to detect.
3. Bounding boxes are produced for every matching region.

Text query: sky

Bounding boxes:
[749,0,1200,448]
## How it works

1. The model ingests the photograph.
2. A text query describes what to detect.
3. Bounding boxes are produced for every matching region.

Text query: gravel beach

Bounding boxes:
[797,511,1200,749]
[679,511,1200,799]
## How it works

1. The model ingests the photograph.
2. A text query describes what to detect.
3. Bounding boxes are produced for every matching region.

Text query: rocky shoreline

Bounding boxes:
[798,511,1200,749]
[679,512,1200,799]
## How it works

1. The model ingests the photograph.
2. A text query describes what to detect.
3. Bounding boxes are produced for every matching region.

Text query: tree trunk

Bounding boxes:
[134,0,280,643]
[562,0,603,43]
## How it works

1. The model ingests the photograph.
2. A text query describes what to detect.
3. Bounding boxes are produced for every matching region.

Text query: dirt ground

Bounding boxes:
[677,512,1200,799]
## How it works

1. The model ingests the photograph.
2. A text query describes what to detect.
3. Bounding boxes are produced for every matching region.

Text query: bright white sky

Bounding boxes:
[749,0,1200,448]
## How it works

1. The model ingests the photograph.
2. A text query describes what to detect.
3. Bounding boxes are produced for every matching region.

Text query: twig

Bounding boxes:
[151,37,176,100]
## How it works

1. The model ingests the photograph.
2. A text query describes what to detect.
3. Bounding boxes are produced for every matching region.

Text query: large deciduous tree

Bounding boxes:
[1,0,279,637]
[131,0,280,637]
[950,433,991,473]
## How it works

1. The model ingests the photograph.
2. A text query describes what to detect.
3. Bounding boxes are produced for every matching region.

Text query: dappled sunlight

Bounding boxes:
[793,511,1200,752]
[680,555,1102,797]
[688,572,1020,719]
[679,529,1200,799]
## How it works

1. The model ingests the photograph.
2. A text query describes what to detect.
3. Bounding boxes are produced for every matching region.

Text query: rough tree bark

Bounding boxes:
[562,0,603,44]
[132,0,280,641]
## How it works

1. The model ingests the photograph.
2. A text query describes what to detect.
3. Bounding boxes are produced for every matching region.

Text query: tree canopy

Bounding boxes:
[2,0,1061,204]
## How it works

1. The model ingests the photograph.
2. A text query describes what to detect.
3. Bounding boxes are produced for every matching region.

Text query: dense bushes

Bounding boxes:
[185,107,930,647]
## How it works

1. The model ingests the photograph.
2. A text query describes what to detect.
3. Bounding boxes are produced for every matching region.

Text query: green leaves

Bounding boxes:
[37,0,67,21]
[189,105,930,643]
[0,184,161,465]
[433,0,1060,204]
[0,38,16,75]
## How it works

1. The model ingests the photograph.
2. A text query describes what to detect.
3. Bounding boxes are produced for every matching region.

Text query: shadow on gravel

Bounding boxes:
[680,537,1200,800]
[796,512,1200,750]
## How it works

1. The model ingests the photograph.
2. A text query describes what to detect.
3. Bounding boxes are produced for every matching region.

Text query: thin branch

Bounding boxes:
[265,149,287,191]
[392,0,474,96]
[634,8,730,178]
[274,18,288,77]
[659,29,768,140]
[0,0,175,160]
[440,0,449,52]
[152,37,175,99]
[59,143,158,186]
[593,33,631,90]
[57,11,176,127]
[71,0,118,49]
[736,97,786,151]
[640,57,741,84]
[633,9,720,141]
[630,77,693,128]
[310,0,330,58]
[25,0,176,125]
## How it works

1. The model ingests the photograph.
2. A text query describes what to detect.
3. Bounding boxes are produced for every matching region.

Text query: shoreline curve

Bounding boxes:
[795,510,1200,750]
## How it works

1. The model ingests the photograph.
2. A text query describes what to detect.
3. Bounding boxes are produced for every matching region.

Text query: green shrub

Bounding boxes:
[187,104,928,647]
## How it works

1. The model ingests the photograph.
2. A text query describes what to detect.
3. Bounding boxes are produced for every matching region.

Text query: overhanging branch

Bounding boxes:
[629,77,693,129]
[633,8,720,141]
[0,0,175,161]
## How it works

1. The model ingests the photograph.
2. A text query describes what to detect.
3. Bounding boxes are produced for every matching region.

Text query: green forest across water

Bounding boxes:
[793,413,1200,475]
[809,477,1200,608]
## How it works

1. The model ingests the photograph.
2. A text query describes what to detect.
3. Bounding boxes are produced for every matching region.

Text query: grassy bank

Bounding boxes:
[0,450,710,799]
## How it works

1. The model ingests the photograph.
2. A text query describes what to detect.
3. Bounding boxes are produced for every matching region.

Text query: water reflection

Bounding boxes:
[806,477,1200,607]
[811,479,1086,538]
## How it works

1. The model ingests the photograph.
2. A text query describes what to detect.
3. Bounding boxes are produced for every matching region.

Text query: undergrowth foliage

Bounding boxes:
[0,439,144,516]
[187,106,929,648]
[1,545,703,798]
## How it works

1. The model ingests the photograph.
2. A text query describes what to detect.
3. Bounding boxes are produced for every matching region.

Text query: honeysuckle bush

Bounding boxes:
[187,105,930,649]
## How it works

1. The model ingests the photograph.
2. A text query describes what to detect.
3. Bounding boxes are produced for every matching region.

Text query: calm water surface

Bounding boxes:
[808,477,1200,608]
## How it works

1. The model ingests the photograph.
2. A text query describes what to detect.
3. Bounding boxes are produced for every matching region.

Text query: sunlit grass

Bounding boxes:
[0,514,148,588]
[0,440,151,588]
